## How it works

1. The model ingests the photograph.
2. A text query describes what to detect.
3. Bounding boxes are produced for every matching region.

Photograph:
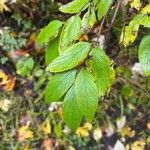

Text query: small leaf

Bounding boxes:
[37,20,63,45]
[62,85,83,131]
[130,0,141,10]
[81,9,96,33]
[59,16,81,52]
[89,47,110,96]
[45,36,59,65]
[59,0,89,14]
[140,4,150,14]
[97,0,112,20]
[16,56,34,77]
[75,69,99,121]
[120,14,146,46]
[45,70,76,103]
[46,42,91,73]
[139,35,150,76]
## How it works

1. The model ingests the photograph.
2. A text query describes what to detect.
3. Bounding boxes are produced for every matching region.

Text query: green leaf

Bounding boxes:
[59,16,81,52]
[63,85,83,131]
[97,0,112,20]
[139,35,150,76]
[81,9,96,33]
[75,69,99,121]
[45,36,59,65]
[45,70,76,103]
[89,47,110,96]
[59,0,89,14]
[46,42,91,73]
[16,56,34,77]
[37,20,63,45]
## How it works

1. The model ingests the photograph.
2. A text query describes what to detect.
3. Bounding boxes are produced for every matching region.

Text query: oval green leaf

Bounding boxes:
[89,47,110,96]
[96,0,112,20]
[45,36,59,65]
[59,16,81,52]
[81,9,96,33]
[59,0,89,14]
[139,35,150,76]
[37,20,63,45]
[46,42,91,73]
[63,85,83,131]
[45,70,76,103]
[75,69,99,121]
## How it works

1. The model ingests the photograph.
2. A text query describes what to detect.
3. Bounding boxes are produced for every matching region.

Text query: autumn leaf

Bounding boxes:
[130,0,141,10]
[0,70,8,83]
[42,118,51,135]
[17,123,33,142]
[147,122,150,130]
[140,4,150,14]
[0,0,10,13]
[3,77,16,91]
[0,70,16,91]
[131,140,145,150]
[76,122,92,137]
[118,125,135,138]
[23,144,29,150]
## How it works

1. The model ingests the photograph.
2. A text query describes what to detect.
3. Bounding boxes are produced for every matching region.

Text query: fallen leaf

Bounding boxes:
[131,140,145,150]
[76,122,92,137]
[42,118,51,135]
[0,0,10,13]
[147,122,150,130]
[23,144,29,150]
[42,138,52,150]
[3,77,16,91]
[17,123,33,142]
[0,70,16,91]
[0,70,8,83]
[118,125,135,138]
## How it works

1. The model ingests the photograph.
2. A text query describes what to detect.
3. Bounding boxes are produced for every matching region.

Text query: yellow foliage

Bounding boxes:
[23,144,29,150]
[0,0,10,13]
[42,118,51,135]
[76,122,92,137]
[0,70,8,83]
[118,125,135,138]
[147,122,150,130]
[131,140,145,150]
[130,0,141,10]
[17,124,33,142]
[120,14,150,47]
[141,4,150,14]
[0,70,16,91]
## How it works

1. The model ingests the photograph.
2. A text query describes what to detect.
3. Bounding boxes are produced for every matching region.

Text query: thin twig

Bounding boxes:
[106,0,121,39]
